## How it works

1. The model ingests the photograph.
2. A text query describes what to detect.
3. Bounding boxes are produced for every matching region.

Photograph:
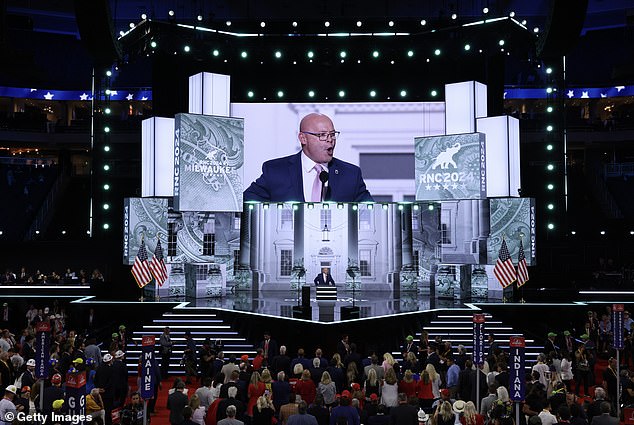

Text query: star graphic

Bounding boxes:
[79,93,89,101]
[425,184,432,190]
[600,93,607,98]
[43,92,54,100]
[460,183,467,190]
[452,183,458,189]
[126,93,134,101]
[615,86,625,92]
[566,90,574,98]
[442,184,449,190]
[141,96,148,101]
[433,184,440,190]
[581,91,589,98]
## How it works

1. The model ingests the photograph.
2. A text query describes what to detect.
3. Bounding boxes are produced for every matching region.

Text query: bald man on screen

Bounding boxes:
[244,113,373,202]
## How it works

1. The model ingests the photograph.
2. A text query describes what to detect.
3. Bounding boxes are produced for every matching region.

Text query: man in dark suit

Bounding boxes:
[244,113,373,202]
[167,380,189,425]
[590,402,618,425]
[314,268,335,286]
[257,331,278,365]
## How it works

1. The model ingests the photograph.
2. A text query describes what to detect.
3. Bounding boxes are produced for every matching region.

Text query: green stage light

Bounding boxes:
[340,51,347,58]
[150,41,157,48]
[400,90,407,97]
[372,51,379,58]
[547,106,553,113]
[308,90,315,98]
[428,204,434,210]
[103,164,110,171]
[464,44,471,51]
[369,90,376,97]
[104,126,110,133]
[431,90,438,97]
[547,204,554,210]
[546,87,553,93]
[103,223,110,230]
[434,49,441,56]
[106,70,112,77]
[274,51,282,58]
[277,90,284,98]
[547,164,554,171]
[184,45,190,52]
[104,108,111,114]
[104,145,110,152]
[546,144,553,151]
[241,51,248,58]
[546,67,553,74]
[103,184,110,190]
[547,183,554,190]
[547,223,554,230]
[546,125,553,132]
[212,49,219,56]
[307,51,314,58]
[247,91,254,98]
[103,203,110,210]
[498,40,505,46]
[407,50,414,57]
[338,90,345,98]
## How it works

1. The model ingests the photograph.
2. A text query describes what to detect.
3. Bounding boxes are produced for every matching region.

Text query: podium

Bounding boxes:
[316,285,337,301]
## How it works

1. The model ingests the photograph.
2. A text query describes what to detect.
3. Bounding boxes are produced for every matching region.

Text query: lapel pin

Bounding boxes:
[335,170,339,175]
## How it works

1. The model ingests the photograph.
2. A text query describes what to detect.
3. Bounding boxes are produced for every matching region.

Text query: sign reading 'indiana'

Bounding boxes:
[414,133,487,201]
[173,113,244,212]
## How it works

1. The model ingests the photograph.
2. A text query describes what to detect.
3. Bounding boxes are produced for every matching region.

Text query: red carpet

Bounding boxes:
[127,375,199,425]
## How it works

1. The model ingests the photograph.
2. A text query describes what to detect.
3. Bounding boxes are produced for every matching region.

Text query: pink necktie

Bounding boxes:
[311,164,323,202]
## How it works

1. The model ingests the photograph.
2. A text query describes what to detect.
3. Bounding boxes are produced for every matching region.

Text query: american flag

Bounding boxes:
[516,239,529,287]
[493,238,516,288]
[131,240,153,288]
[149,240,168,287]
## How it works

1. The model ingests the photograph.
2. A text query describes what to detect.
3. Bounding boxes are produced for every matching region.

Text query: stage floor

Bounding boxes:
[154,289,474,322]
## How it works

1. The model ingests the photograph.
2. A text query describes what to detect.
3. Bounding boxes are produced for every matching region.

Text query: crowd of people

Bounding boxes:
[0,267,104,285]
[0,305,631,425]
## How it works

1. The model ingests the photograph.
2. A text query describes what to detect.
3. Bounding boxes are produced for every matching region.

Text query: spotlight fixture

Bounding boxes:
[600,230,606,235]
[420,19,427,26]
[533,27,539,33]
[434,49,441,56]
[546,125,553,132]
[451,13,457,20]
[292,21,298,27]
[546,67,553,74]
[372,51,379,58]
[464,44,471,51]
[247,91,254,98]
[338,90,345,97]
[129,22,135,29]
[168,10,175,17]
[547,223,555,230]
[483,7,489,14]
[260,21,266,28]
[226,20,231,26]
[307,50,314,58]
[407,50,414,57]
[325,21,330,27]
[308,90,315,98]
[274,51,282,58]
[212,49,219,56]
[150,41,157,48]
[141,13,147,20]
[369,90,376,97]
[498,40,505,46]
[103,223,110,230]
[197,15,203,21]
[241,51,248,58]
[106,70,112,77]
[431,90,438,97]
[400,90,407,97]
[547,106,554,113]
[356,21,362,27]
[277,90,284,98]
[183,45,190,52]
[388,21,394,27]
[509,11,515,17]
[340,51,347,58]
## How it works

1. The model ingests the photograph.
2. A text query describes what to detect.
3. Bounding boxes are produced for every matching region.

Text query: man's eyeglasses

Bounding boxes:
[301,131,340,141]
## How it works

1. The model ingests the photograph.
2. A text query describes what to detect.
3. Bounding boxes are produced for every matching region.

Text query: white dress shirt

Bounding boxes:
[300,151,329,202]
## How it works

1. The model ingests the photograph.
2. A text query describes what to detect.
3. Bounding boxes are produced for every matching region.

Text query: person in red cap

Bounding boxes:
[40,373,65,415]
[330,390,360,425]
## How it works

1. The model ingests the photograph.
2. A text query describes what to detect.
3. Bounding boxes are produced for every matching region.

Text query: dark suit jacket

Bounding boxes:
[590,413,619,425]
[244,151,373,202]
[314,273,335,286]
[167,391,188,425]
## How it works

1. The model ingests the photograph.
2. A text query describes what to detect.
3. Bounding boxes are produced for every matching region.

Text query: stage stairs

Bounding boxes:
[393,310,542,368]
[117,309,257,375]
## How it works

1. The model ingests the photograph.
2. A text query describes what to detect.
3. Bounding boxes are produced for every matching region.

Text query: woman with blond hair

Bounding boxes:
[247,371,266,416]
[251,395,275,425]
[261,368,273,395]
[460,401,484,425]
[364,367,380,400]
[417,366,435,410]
[425,363,442,400]
[435,401,455,425]
[317,370,337,406]
[327,353,345,393]
[346,362,360,387]
[382,352,396,373]
[380,367,399,407]
[289,362,304,391]
[295,369,317,405]
[398,369,418,399]
[188,394,206,425]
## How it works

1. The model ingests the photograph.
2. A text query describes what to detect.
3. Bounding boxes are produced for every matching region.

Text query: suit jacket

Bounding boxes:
[590,413,619,425]
[314,273,335,286]
[244,151,373,202]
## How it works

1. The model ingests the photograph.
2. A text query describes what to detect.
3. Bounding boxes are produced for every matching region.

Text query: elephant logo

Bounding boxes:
[431,143,461,169]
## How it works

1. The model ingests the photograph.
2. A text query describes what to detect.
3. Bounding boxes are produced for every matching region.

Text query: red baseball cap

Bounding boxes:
[351,383,361,391]
[370,393,378,401]
[441,389,450,397]
[341,390,351,399]
[51,374,62,385]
